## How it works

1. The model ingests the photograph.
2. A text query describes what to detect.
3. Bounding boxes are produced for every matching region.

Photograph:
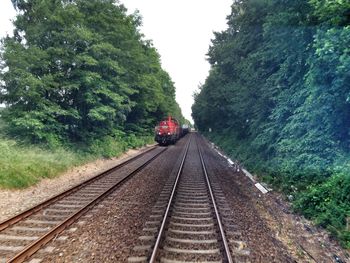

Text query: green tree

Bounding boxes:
[192,0,350,246]
[1,0,184,146]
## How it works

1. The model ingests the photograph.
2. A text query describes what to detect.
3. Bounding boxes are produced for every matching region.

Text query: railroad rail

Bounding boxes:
[0,145,166,263]
[129,134,245,262]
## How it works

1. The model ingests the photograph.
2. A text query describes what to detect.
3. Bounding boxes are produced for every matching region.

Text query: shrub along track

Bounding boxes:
[202,137,350,262]
[0,145,167,263]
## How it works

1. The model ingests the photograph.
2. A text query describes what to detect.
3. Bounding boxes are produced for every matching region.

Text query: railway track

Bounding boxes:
[0,145,166,263]
[129,134,249,262]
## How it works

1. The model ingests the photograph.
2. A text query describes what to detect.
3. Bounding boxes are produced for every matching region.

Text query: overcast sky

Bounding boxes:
[0,0,232,122]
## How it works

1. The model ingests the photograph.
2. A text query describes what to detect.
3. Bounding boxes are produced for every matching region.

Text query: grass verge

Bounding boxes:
[0,137,85,188]
[0,134,154,189]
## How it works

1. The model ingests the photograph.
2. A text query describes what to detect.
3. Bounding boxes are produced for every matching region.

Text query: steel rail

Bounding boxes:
[197,140,233,263]
[149,135,192,263]
[0,145,158,232]
[7,147,167,263]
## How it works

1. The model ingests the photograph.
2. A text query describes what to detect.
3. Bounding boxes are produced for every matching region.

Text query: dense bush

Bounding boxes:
[293,172,350,248]
[85,133,153,158]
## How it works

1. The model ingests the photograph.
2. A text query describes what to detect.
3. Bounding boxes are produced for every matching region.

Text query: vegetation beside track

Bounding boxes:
[0,1,180,188]
[0,137,80,189]
[0,0,185,146]
[192,0,350,248]
[0,122,153,189]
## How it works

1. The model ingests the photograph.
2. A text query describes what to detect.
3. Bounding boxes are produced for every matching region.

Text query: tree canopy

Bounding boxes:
[1,0,185,146]
[192,0,350,247]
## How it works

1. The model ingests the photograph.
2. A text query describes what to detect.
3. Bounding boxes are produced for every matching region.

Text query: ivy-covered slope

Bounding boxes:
[192,0,350,247]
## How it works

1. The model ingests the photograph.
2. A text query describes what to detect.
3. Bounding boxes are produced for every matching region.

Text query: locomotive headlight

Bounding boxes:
[158,132,161,135]
[167,132,170,135]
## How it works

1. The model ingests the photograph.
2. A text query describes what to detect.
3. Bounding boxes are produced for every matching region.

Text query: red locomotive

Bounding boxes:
[155,116,182,145]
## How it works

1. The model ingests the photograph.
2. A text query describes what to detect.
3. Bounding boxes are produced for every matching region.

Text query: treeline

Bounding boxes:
[0,0,184,154]
[192,0,350,247]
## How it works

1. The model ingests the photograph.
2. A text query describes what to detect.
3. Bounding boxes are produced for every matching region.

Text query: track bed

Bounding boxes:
[1,133,347,262]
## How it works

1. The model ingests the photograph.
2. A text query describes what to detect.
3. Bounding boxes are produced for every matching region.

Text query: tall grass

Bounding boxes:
[0,137,84,188]
[0,110,154,189]
[0,113,84,188]
[0,133,154,189]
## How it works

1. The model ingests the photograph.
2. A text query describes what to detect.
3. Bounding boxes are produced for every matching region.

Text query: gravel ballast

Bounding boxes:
[201,136,350,262]
[3,134,349,262]
[0,147,153,222]
[36,138,188,262]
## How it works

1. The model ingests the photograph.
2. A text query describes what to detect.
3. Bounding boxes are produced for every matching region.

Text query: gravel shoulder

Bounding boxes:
[202,139,294,262]
[3,134,349,262]
[37,137,188,262]
[0,145,155,222]
[203,138,350,263]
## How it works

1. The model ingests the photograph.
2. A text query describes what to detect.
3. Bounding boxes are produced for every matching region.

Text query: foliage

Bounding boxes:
[0,1,186,189]
[1,0,184,146]
[192,0,350,247]
[85,132,153,158]
[0,131,153,189]
[293,171,350,248]
[0,136,82,188]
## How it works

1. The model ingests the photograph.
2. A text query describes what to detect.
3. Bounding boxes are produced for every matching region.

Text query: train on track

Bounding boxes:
[154,116,189,145]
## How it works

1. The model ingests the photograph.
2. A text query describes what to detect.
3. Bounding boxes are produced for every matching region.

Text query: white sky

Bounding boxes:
[0,0,232,122]
[0,1,16,38]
